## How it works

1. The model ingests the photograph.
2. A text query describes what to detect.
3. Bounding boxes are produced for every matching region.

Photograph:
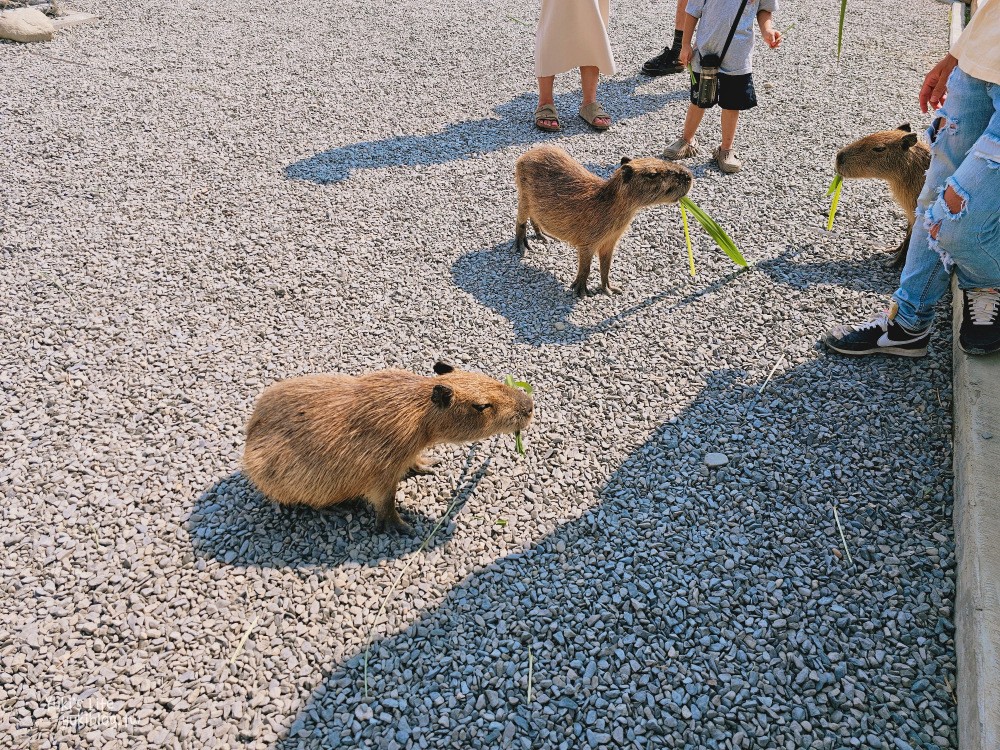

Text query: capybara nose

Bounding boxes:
[836,151,845,167]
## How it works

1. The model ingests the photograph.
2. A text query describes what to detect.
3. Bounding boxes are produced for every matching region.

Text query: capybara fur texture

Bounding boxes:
[243,362,534,534]
[515,145,693,297]
[835,123,930,268]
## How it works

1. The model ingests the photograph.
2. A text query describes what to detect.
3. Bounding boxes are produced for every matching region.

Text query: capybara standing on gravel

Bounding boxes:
[515,145,693,297]
[835,123,931,268]
[243,363,534,534]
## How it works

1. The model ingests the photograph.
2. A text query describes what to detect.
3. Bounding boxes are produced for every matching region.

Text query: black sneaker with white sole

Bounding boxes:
[822,309,931,357]
[959,287,1000,355]
[641,46,685,76]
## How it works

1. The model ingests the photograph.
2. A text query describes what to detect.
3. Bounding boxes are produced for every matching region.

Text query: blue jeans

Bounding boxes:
[892,67,1000,331]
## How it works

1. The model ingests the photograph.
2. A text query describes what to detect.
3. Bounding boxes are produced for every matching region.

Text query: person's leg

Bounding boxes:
[682,105,706,143]
[892,68,994,330]
[536,75,558,130]
[823,67,994,356]
[580,66,610,127]
[923,74,1000,353]
[641,0,687,76]
[720,109,739,150]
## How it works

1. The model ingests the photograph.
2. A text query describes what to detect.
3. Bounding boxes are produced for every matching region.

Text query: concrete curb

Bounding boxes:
[952,278,1000,750]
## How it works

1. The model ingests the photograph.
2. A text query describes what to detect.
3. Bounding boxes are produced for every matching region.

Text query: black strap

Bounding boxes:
[719,0,752,66]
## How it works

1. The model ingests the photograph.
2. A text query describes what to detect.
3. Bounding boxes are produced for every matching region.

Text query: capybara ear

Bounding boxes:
[433,361,455,376]
[620,164,634,182]
[900,132,919,149]
[897,122,912,132]
[620,156,632,165]
[431,384,453,407]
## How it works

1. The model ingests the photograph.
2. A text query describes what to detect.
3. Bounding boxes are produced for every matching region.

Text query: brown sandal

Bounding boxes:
[534,103,561,132]
[579,101,611,131]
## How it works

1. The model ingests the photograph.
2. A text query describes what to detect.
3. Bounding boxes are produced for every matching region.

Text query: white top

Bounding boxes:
[951,0,1000,86]
[535,0,616,78]
[686,0,778,75]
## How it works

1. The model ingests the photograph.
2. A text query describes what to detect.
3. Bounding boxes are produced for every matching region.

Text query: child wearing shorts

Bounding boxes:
[663,0,781,173]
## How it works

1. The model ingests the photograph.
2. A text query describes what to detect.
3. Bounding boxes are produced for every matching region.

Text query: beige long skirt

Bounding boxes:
[534,0,616,78]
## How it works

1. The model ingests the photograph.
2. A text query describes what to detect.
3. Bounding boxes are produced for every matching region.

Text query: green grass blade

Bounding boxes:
[504,375,532,454]
[826,173,843,196]
[837,0,847,58]
[688,64,697,87]
[826,175,843,230]
[678,197,748,267]
[680,201,696,277]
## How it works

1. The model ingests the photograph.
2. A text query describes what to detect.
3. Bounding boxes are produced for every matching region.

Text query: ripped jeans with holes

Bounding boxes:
[892,66,1000,331]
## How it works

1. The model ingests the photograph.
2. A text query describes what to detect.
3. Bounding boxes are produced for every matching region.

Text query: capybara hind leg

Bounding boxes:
[572,247,595,297]
[598,248,622,295]
[373,486,413,535]
[889,226,911,269]
[515,221,530,256]
[516,196,531,255]
[529,219,547,242]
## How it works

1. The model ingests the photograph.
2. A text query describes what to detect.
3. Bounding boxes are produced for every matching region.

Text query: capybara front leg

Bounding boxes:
[530,219,547,242]
[372,484,413,535]
[572,247,595,297]
[598,247,621,295]
[404,456,439,478]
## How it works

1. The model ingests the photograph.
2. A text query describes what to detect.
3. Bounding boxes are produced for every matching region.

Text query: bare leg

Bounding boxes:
[674,0,685,28]
[682,103,707,143]
[372,484,412,534]
[537,75,558,129]
[598,247,621,295]
[720,108,740,150]
[580,67,610,127]
[572,247,595,297]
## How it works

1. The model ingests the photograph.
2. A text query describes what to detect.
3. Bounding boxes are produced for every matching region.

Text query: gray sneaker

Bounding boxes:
[663,137,700,160]
[714,147,742,174]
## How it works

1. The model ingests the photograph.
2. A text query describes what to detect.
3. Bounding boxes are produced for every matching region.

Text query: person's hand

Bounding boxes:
[920,53,959,113]
[679,43,694,67]
[763,29,782,48]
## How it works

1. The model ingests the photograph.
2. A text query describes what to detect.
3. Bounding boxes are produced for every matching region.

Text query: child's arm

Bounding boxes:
[679,11,698,66]
[757,10,782,49]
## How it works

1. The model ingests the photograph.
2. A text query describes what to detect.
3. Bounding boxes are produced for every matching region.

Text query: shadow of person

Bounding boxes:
[452,240,753,346]
[271,357,953,749]
[189,447,491,569]
[754,244,898,294]
[285,77,687,184]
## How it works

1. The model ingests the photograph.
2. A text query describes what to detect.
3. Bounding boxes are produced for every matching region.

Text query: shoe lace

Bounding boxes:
[967,289,1000,325]
[855,310,890,332]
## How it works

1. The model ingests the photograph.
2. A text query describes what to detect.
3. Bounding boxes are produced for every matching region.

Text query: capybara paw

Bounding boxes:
[571,281,589,298]
[405,460,438,478]
[515,238,529,256]
[601,283,623,295]
[376,516,414,535]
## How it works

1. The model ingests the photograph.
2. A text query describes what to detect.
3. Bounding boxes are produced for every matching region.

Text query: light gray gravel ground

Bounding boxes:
[2,0,957,748]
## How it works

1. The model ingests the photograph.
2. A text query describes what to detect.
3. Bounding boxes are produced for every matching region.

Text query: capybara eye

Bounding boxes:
[873,146,887,153]
[473,403,492,412]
